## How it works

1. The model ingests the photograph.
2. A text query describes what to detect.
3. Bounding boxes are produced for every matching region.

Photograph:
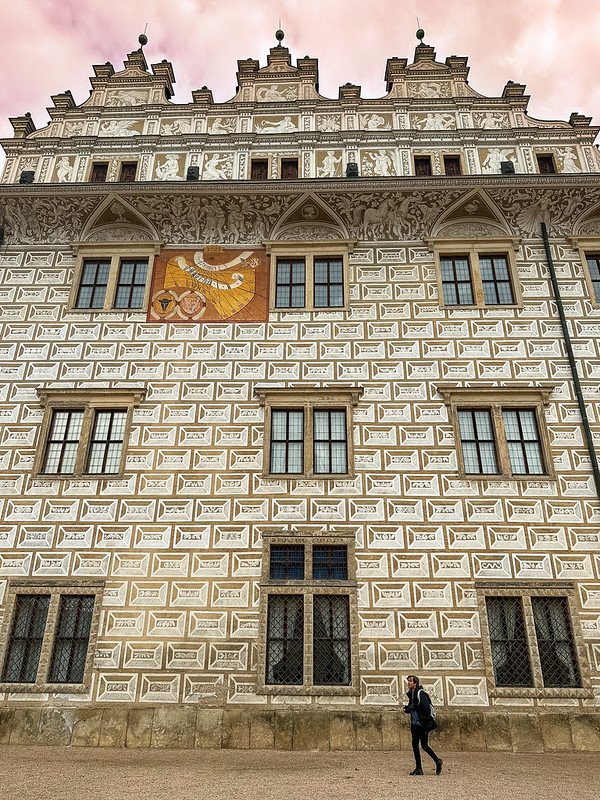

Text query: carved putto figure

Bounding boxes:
[56,157,74,183]
[481,148,517,173]
[256,85,298,102]
[363,114,391,131]
[362,150,397,177]
[99,120,139,137]
[202,154,233,180]
[208,117,236,135]
[558,148,581,173]
[105,90,148,107]
[155,155,183,180]
[415,113,455,130]
[410,82,450,98]
[255,115,297,133]
[476,112,507,129]
[161,119,191,135]
[318,151,342,178]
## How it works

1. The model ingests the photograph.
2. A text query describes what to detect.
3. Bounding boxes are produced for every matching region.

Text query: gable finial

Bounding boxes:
[416,17,425,44]
[138,22,148,48]
[275,22,285,47]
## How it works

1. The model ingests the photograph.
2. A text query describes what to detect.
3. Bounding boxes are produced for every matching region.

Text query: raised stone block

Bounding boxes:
[484,713,511,751]
[99,709,128,748]
[292,711,330,751]
[435,713,462,751]
[0,709,14,745]
[222,709,250,749]
[196,708,223,748]
[38,709,74,746]
[509,713,544,753]
[71,709,103,747]
[274,710,293,750]
[459,711,486,751]
[9,709,41,745]
[250,710,275,749]
[539,713,574,751]
[127,708,154,748]
[354,712,383,750]
[330,712,356,750]
[152,707,196,749]
[570,713,600,751]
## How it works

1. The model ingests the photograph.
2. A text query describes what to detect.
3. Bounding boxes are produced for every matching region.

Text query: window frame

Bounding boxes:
[438,385,555,480]
[265,241,353,312]
[68,242,160,313]
[443,154,463,176]
[414,155,433,176]
[34,387,145,479]
[427,237,522,309]
[0,579,104,694]
[279,157,299,180]
[257,530,359,696]
[256,386,363,479]
[476,581,593,699]
[536,153,557,174]
[118,161,138,182]
[568,236,600,308]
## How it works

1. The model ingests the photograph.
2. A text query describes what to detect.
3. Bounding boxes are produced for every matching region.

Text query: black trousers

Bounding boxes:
[411,724,439,770]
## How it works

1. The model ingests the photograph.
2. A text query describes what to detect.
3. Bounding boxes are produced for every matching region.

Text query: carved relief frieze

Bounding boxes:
[160,119,192,135]
[360,149,399,177]
[105,88,150,107]
[411,112,456,130]
[473,112,510,129]
[99,120,143,137]
[0,196,99,243]
[491,187,600,236]
[202,153,234,180]
[408,81,452,98]
[316,149,343,178]
[255,84,298,102]
[207,117,236,135]
[153,154,186,181]
[316,115,341,132]
[360,114,393,131]
[478,147,518,173]
[254,115,298,133]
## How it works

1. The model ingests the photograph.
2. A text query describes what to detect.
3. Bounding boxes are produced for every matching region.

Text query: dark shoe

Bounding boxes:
[436,758,443,775]
[409,768,424,776]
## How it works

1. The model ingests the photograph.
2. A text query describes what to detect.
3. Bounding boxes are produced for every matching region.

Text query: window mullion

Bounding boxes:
[471,252,485,306]
[307,255,314,311]
[75,407,94,475]
[304,592,312,688]
[306,405,314,477]
[521,595,544,689]
[104,256,120,310]
[492,404,508,476]
[37,593,61,684]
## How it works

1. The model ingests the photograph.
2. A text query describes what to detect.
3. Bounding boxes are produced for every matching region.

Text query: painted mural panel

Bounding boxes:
[149,246,269,322]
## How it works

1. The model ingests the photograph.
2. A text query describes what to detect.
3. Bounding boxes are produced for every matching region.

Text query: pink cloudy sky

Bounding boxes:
[0,0,598,144]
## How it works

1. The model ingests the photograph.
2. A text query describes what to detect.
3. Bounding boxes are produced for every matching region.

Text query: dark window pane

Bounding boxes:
[586,255,600,302]
[87,410,127,474]
[503,409,545,474]
[440,256,474,305]
[49,595,95,684]
[532,596,581,688]
[2,595,50,683]
[313,545,348,580]
[275,259,305,308]
[270,410,304,473]
[43,410,84,474]
[76,259,110,309]
[313,410,347,474]
[251,160,268,180]
[486,596,533,687]
[114,259,148,308]
[415,157,432,176]
[537,155,556,174]
[266,595,304,685]
[314,258,344,308]
[90,163,108,183]
[313,595,351,685]
[444,156,462,175]
[458,409,499,474]
[480,255,514,305]
[270,545,305,580]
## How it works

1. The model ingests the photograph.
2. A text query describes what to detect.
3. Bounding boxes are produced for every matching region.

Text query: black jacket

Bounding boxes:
[404,686,436,730]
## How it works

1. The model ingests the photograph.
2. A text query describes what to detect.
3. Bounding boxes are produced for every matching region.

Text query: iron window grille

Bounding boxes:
[486,596,533,687]
[0,582,103,692]
[313,545,348,580]
[114,259,149,308]
[266,595,305,685]
[270,545,305,580]
[313,595,351,686]
[531,596,580,688]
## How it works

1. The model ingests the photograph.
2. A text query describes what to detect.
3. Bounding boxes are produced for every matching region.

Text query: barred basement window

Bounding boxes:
[35,387,145,479]
[477,582,592,699]
[0,581,103,693]
[259,532,358,696]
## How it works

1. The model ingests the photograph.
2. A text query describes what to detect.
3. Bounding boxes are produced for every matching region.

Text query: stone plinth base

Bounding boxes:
[1,708,599,751]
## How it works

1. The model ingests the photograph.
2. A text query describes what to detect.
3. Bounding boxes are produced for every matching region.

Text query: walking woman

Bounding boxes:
[402,675,443,776]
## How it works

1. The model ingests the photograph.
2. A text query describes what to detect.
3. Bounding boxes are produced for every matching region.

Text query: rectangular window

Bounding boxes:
[313,409,347,474]
[479,254,515,304]
[537,155,556,174]
[266,595,304,685]
[486,596,533,687]
[270,545,305,580]
[313,545,348,580]
[43,410,84,475]
[314,258,344,308]
[457,409,499,474]
[585,254,600,302]
[440,256,474,305]
[114,259,149,308]
[414,156,432,176]
[0,582,103,692]
[443,155,462,175]
[440,387,552,480]
[76,259,111,309]
[87,410,127,474]
[119,162,138,182]
[270,409,304,474]
[90,163,108,183]
[280,158,299,179]
[275,258,306,308]
[250,159,269,180]
[532,596,580,688]
[48,595,95,684]
[1,594,50,683]
[313,595,351,686]
[502,409,545,474]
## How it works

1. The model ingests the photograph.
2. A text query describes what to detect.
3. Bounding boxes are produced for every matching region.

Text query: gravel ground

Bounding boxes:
[1,746,599,800]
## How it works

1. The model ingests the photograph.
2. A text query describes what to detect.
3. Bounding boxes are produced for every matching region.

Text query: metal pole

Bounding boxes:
[541,221,600,501]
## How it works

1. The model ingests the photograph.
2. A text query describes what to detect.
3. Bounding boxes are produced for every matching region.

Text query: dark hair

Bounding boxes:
[407,674,420,686]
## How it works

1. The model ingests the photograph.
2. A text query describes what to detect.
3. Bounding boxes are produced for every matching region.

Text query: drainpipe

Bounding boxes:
[541,221,600,501]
